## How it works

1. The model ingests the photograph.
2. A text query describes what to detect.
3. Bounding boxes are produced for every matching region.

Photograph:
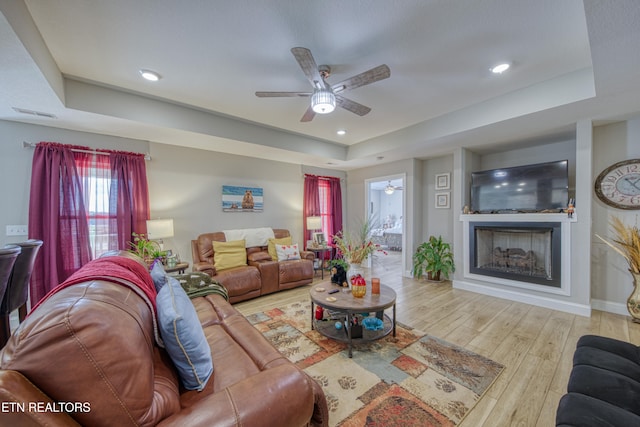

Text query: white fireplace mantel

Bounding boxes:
[456,212,584,315]
[460,212,577,224]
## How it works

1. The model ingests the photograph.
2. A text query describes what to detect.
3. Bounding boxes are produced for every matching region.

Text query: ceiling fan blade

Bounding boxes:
[332,64,390,93]
[300,105,316,122]
[291,47,325,89]
[335,95,371,116]
[255,91,311,97]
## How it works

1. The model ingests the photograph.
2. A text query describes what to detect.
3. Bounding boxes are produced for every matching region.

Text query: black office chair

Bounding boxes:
[0,240,42,348]
[0,245,21,347]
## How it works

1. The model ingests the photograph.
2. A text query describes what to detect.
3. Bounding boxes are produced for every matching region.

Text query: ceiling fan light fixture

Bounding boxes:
[311,88,336,114]
[384,182,395,195]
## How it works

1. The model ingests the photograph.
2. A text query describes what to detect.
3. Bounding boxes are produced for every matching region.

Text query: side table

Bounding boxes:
[164,261,189,274]
[306,246,331,279]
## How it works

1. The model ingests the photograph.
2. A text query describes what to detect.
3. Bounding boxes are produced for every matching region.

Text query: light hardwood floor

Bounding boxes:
[235,252,640,427]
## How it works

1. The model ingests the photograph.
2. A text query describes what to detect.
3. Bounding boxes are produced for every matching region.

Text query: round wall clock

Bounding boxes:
[594,159,640,210]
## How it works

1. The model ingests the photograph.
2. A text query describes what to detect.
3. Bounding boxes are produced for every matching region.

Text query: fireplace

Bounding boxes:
[469,221,562,287]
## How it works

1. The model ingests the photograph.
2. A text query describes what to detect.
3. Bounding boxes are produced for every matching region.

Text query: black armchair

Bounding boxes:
[0,246,21,348]
[0,240,42,348]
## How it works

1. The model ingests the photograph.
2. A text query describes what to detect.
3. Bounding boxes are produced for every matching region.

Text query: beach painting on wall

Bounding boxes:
[222,185,264,212]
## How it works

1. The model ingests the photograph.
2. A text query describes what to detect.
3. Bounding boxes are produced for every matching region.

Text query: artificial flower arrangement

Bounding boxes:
[332,216,387,264]
[596,216,640,274]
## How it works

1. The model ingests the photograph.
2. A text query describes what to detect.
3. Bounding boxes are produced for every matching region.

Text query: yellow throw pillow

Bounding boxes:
[213,239,247,271]
[268,236,292,260]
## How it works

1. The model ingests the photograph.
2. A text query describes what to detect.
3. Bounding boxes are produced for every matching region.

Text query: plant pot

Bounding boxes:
[427,271,442,282]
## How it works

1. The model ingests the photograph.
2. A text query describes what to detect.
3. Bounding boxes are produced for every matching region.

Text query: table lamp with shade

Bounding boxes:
[306,216,325,247]
[146,219,174,251]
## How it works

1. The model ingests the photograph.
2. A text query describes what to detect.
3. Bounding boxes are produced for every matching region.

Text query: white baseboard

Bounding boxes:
[591,299,628,316]
[453,279,592,317]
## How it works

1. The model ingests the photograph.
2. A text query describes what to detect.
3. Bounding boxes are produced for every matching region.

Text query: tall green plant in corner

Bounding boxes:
[412,235,455,281]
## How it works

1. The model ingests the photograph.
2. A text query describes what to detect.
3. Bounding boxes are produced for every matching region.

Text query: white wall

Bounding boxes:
[592,118,640,315]
[422,155,455,243]
[0,119,343,268]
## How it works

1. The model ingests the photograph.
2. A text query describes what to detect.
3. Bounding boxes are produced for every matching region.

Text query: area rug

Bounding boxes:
[246,299,504,427]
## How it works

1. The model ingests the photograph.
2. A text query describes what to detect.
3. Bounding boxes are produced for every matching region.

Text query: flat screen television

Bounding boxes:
[471,160,569,213]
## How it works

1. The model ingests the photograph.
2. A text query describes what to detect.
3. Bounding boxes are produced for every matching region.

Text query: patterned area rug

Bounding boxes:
[246,299,504,427]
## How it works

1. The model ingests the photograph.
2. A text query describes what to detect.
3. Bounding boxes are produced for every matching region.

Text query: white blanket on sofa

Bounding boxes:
[223,227,275,248]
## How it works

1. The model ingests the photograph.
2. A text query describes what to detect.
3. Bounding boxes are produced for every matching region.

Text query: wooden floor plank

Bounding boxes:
[233,256,640,427]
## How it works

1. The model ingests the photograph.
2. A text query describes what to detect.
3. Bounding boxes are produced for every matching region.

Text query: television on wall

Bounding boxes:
[470,160,569,213]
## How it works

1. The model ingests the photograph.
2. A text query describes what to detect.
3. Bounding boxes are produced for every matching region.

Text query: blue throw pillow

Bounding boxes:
[156,275,213,391]
[149,259,167,292]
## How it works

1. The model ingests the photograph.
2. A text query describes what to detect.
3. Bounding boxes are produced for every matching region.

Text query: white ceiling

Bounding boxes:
[1,0,639,170]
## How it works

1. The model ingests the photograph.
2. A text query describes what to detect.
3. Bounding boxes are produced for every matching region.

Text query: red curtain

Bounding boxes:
[28,142,92,304]
[303,174,343,246]
[28,143,150,307]
[328,176,343,242]
[109,152,150,250]
[303,175,320,244]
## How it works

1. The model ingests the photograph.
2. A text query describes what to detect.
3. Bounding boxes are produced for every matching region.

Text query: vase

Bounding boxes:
[627,272,640,323]
[348,263,363,281]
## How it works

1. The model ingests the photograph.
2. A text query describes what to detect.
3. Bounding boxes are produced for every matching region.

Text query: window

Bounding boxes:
[318,179,333,242]
[304,174,342,246]
[77,154,114,258]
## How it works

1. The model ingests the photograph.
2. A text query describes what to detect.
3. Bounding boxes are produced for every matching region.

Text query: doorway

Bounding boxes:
[365,174,406,277]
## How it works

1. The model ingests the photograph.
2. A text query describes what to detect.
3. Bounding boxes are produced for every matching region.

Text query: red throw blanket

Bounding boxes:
[29,256,162,344]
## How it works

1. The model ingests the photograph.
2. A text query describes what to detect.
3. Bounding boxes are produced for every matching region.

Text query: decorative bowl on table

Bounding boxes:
[350,274,367,298]
[363,317,384,331]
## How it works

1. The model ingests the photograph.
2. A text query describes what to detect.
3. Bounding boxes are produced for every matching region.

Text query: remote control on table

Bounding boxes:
[328,289,339,294]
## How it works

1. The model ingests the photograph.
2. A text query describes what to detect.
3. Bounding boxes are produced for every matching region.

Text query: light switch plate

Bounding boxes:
[6,225,28,236]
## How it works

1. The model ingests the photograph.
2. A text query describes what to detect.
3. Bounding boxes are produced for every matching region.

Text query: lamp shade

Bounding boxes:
[146,219,174,239]
[311,89,336,114]
[306,216,322,230]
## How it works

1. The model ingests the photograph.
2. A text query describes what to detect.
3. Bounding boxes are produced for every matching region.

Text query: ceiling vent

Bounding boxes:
[12,107,57,119]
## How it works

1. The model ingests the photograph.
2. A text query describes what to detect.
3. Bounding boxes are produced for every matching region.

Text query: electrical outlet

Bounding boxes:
[6,225,28,236]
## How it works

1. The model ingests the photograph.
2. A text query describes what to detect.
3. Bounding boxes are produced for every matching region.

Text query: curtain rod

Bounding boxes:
[303,173,344,181]
[22,141,152,161]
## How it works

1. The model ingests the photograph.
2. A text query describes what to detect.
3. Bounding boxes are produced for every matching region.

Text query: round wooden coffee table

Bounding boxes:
[310,282,396,358]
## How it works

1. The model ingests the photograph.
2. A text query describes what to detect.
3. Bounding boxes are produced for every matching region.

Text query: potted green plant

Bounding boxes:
[128,232,166,265]
[328,258,349,272]
[412,235,455,281]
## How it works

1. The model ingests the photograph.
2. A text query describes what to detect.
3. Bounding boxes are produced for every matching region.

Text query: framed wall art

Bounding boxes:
[222,185,264,212]
[435,192,450,209]
[313,232,326,246]
[435,172,450,190]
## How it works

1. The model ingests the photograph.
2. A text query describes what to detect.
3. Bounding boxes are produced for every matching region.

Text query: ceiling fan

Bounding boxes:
[255,47,390,122]
[384,180,403,195]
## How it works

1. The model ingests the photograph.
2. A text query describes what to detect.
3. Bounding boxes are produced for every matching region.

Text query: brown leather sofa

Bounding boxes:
[0,253,328,427]
[192,229,314,303]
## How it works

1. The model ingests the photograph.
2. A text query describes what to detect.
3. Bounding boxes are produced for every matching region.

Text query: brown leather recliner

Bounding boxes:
[191,229,314,303]
[0,253,328,426]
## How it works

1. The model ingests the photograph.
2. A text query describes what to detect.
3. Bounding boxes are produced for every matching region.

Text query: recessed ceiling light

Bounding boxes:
[337,130,346,136]
[491,63,510,74]
[139,69,161,81]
